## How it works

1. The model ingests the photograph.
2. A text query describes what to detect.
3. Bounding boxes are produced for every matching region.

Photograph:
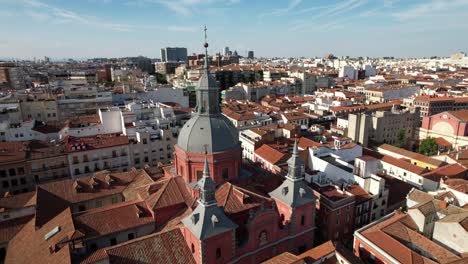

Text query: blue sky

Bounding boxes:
[0,0,467,59]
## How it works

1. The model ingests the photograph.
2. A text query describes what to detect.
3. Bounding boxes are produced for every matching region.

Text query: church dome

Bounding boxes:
[176,114,240,154]
[176,28,240,154]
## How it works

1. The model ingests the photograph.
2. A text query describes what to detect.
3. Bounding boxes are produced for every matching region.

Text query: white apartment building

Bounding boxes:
[66,135,131,178]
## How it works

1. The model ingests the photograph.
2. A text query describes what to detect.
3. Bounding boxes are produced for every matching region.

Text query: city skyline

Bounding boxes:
[1,0,468,59]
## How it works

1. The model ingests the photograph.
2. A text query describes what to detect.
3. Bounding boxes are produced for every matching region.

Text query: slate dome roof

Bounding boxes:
[176,114,240,154]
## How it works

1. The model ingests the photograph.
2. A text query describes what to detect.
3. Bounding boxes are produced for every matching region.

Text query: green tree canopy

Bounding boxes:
[418,137,438,156]
[395,128,406,148]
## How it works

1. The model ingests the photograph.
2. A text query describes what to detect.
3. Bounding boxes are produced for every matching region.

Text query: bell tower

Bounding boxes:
[182,158,237,264]
[269,140,317,253]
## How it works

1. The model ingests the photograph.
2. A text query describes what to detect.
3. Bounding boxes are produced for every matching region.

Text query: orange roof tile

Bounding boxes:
[254,144,289,165]
[298,240,335,262]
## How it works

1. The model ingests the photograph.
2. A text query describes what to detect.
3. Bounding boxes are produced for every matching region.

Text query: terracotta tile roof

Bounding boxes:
[367,148,427,175]
[422,163,468,182]
[0,215,33,244]
[435,137,452,147]
[297,240,335,262]
[6,208,75,264]
[406,189,434,204]
[443,178,468,194]
[81,228,196,264]
[262,252,302,264]
[73,200,154,238]
[282,112,309,121]
[0,191,36,211]
[254,144,290,165]
[311,184,351,202]
[143,176,194,210]
[345,184,372,204]
[415,96,456,102]
[365,100,403,111]
[36,169,150,227]
[222,108,257,121]
[298,137,322,149]
[382,221,460,263]
[121,170,156,200]
[378,144,445,167]
[0,141,27,164]
[67,114,100,128]
[65,135,129,152]
[216,182,272,215]
[156,207,193,233]
[411,199,439,216]
[360,212,439,264]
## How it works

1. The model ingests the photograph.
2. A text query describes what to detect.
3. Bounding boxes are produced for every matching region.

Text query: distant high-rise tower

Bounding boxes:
[224,46,230,56]
[160,47,188,62]
[248,51,254,59]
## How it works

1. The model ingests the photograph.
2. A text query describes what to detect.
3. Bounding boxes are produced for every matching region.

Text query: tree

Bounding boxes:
[154,73,168,84]
[395,128,406,148]
[419,137,438,156]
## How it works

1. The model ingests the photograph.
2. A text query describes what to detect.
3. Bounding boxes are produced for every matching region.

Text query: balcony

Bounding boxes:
[31,164,67,173]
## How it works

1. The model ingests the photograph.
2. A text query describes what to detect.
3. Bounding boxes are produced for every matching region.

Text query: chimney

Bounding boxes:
[439,199,448,209]
[72,181,82,193]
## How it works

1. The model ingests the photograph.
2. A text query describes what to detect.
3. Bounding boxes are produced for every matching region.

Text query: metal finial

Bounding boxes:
[203,25,209,69]
[204,25,208,44]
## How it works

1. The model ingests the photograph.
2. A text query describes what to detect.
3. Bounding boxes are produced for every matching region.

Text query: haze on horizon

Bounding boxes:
[0,0,467,59]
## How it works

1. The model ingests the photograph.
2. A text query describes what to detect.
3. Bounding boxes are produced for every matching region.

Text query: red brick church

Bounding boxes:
[5,31,317,264]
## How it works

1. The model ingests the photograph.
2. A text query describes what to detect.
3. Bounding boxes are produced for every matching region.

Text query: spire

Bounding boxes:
[292,138,299,157]
[269,138,317,208]
[203,25,209,70]
[203,157,210,177]
[287,138,304,180]
[195,25,220,115]
[199,157,216,206]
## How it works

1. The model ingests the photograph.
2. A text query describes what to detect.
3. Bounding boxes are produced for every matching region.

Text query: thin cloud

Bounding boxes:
[393,0,468,21]
[127,0,240,15]
[291,0,368,31]
[16,0,195,32]
[258,0,303,20]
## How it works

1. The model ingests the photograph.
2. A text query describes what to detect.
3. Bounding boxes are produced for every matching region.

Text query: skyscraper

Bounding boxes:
[160,47,188,62]
[248,50,254,59]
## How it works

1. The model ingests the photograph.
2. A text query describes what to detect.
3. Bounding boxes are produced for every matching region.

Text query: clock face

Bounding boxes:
[442,114,448,119]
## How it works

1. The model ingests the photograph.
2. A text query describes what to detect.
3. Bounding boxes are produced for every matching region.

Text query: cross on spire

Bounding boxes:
[203,25,209,70]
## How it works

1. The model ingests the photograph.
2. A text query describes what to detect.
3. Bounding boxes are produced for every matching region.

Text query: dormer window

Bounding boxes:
[259,231,268,246]
[282,186,288,195]
[191,213,200,225]
[299,188,306,197]
[211,214,219,227]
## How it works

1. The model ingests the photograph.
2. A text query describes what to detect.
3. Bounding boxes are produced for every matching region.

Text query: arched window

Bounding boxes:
[301,215,305,226]
[216,248,221,259]
[191,243,195,254]
[259,230,268,246]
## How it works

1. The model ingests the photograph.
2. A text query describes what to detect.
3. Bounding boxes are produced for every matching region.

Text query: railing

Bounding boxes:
[31,163,68,173]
